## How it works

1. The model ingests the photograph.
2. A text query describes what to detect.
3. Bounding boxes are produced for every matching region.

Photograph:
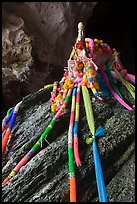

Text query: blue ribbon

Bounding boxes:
[73,121,78,136]
[93,139,108,202]
[86,125,108,202]
[8,113,17,130]
[86,126,105,144]
[97,71,110,97]
[3,108,14,125]
[72,87,77,97]
[94,125,105,138]
[93,125,108,202]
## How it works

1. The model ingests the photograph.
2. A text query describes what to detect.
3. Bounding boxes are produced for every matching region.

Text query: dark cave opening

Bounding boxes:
[85,2,135,74]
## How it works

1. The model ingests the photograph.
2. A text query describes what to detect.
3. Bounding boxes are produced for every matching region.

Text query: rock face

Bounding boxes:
[2,85,135,202]
[2,8,33,116]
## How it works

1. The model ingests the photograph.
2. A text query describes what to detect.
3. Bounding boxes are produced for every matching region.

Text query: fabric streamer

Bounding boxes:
[73,83,81,166]
[81,86,95,133]
[105,61,123,99]
[82,85,108,202]
[87,65,100,98]
[100,64,133,110]
[110,71,135,85]
[2,107,14,133]
[96,71,110,97]
[2,129,7,139]
[38,84,53,92]
[111,62,135,99]
[126,73,135,84]
[2,89,72,185]
[68,87,77,202]
[2,101,22,154]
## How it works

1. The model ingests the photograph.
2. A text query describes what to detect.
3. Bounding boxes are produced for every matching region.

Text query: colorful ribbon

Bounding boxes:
[73,83,81,166]
[100,64,133,110]
[105,61,123,99]
[2,89,72,185]
[111,62,135,99]
[96,71,110,97]
[2,101,22,154]
[68,87,77,202]
[82,85,108,202]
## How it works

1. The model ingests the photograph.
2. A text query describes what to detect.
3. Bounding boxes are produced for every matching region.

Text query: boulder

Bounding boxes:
[2,85,135,202]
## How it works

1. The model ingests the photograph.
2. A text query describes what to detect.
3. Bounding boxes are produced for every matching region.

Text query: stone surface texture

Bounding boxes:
[2,86,135,202]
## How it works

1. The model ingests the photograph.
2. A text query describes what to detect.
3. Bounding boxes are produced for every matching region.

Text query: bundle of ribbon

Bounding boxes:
[2,22,135,202]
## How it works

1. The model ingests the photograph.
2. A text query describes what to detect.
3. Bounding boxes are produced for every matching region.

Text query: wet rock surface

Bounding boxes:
[2,86,135,202]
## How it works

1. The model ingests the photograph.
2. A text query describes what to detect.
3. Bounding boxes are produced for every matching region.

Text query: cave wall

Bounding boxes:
[2,2,135,116]
[2,2,97,74]
[2,2,97,114]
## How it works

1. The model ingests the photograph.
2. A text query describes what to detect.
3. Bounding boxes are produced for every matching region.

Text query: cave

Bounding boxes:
[2,2,135,202]
[2,2,135,116]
